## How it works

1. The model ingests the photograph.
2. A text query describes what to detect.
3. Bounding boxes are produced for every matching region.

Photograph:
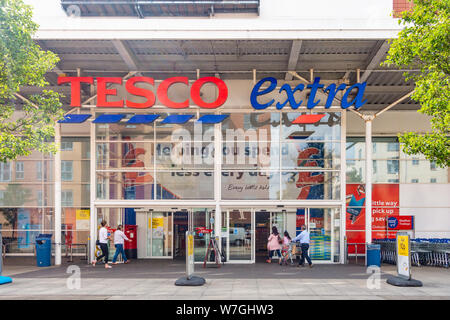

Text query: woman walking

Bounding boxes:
[112,225,131,265]
[266,226,282,264]
[92,220,112,269]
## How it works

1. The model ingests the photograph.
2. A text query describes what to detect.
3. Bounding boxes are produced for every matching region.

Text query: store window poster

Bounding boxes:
[346,184,399,246]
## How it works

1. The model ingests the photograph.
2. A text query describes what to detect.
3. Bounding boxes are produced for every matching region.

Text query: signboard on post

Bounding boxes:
[396,232,411,280]
[186,231,194,280]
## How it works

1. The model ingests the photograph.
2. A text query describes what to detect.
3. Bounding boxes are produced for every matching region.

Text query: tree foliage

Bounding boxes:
[384,0,449,167]
[0,0,64,163]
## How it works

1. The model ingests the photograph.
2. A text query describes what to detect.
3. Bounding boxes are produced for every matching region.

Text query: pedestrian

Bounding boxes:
[292,225,313,268]
[92,220,112,269]
[266,226,282,264]
[112,225,131,265]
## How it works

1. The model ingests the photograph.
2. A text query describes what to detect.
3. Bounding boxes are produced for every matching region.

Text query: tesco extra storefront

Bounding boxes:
[57,74,363,264]
[3,73,447,264]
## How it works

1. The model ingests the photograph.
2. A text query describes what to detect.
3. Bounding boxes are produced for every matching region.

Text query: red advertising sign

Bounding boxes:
[346,183,400,252]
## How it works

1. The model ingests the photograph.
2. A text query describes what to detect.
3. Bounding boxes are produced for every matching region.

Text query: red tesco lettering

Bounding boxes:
[58,76,228,109]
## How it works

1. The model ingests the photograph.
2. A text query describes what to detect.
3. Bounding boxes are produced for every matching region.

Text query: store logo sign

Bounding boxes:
[250,77,367,110]
[58,76,228,109]
[387,217,399,229]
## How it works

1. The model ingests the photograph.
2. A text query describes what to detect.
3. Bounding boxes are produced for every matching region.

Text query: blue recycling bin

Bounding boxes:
[366,243,381,267]
[35,234,52,267]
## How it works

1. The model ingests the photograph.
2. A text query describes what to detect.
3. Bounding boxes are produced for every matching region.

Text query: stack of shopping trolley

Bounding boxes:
[375,238,450,268]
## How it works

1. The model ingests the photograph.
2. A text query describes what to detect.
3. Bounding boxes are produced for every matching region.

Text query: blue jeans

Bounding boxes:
[112,244,127,263]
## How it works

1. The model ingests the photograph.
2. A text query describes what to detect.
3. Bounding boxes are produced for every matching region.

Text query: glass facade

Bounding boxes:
[0,138,90,254]
[0,110,448,260]
[95,111,342,202]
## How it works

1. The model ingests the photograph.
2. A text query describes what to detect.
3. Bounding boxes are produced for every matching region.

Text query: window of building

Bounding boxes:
[61,161,73,181]
[388,142,399,152]
[411,179,419,183]
[373,160,377,174]
[387,160,399,174]
[0,163,11,182]
[62,190,73,207]
[430,161,437,171]
[36,162,42,180]
[37,190,43,207]
[430,178,437,183]
[61,141,73,151]
[15,162,24,180]
[412,158,419,165]
[388,179,399,183]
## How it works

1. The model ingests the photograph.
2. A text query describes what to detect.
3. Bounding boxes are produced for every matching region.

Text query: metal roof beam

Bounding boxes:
[112,40,140,71]
[360,40,390,83]
[285,40,302,81]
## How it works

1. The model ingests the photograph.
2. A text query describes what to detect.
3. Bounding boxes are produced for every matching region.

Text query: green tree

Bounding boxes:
[0,0,64,163]
[384,0,449,167]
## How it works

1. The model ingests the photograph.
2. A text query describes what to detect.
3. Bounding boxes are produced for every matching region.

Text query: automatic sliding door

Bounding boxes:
[148,211,173,258]
[308,209,332,261]
[228,210,253,262]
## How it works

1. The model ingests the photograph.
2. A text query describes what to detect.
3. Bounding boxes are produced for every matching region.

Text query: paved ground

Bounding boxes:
[1,257,449,300]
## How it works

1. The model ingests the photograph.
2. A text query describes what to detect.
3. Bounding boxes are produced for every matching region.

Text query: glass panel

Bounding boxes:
[282,112,341,141]
[270,211,285,233]
[156,172,214,199]
[222,141,279,170]
[255,211,270,257]
[155,117,213,141]
[96,172,154,200]
[155,142,214,169]
[229,210,252,261]
[96,122,155,141]
[192,208,211,262]
[309,208,331,261]
[96,142,153,170]
[0,184,53,207]
[150,212,172,257]
[222,113,280,141]
[281,142,340,170]
[346,160,364,183]
[281,171,340,200]
[222,171,280,200]
[61,137,90,159]
[332,208,341,263]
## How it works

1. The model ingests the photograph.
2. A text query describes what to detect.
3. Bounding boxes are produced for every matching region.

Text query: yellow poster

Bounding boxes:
[149,217,164,229]
[188,234,194,256]
[76,209,90,230]
[398,235,409,256]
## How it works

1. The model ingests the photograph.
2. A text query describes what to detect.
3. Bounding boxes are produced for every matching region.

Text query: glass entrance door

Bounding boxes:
[294,208,334,262]
[147,211,173,258]
[227,209,254,263]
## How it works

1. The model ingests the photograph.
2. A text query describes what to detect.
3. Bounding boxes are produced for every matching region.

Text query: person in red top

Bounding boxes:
[266,226,282,264]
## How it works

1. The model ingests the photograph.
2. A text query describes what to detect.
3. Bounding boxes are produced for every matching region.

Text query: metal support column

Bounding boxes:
[54,124,62,266]
[89,109,96,263]
[364,115,374,244]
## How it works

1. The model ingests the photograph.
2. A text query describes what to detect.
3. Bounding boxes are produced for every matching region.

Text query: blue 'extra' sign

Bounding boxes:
[250,77,367,110]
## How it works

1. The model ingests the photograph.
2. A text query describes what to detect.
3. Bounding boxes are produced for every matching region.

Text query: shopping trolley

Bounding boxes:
[280,242,297,266]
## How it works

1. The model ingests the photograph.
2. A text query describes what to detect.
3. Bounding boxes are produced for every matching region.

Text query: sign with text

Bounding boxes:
[387,216,414,230]
[396,232,411,280]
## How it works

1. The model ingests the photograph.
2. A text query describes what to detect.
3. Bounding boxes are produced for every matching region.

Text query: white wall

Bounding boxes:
[400,184,450,238]
[347,111,433,135]
[25,0,401,40]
